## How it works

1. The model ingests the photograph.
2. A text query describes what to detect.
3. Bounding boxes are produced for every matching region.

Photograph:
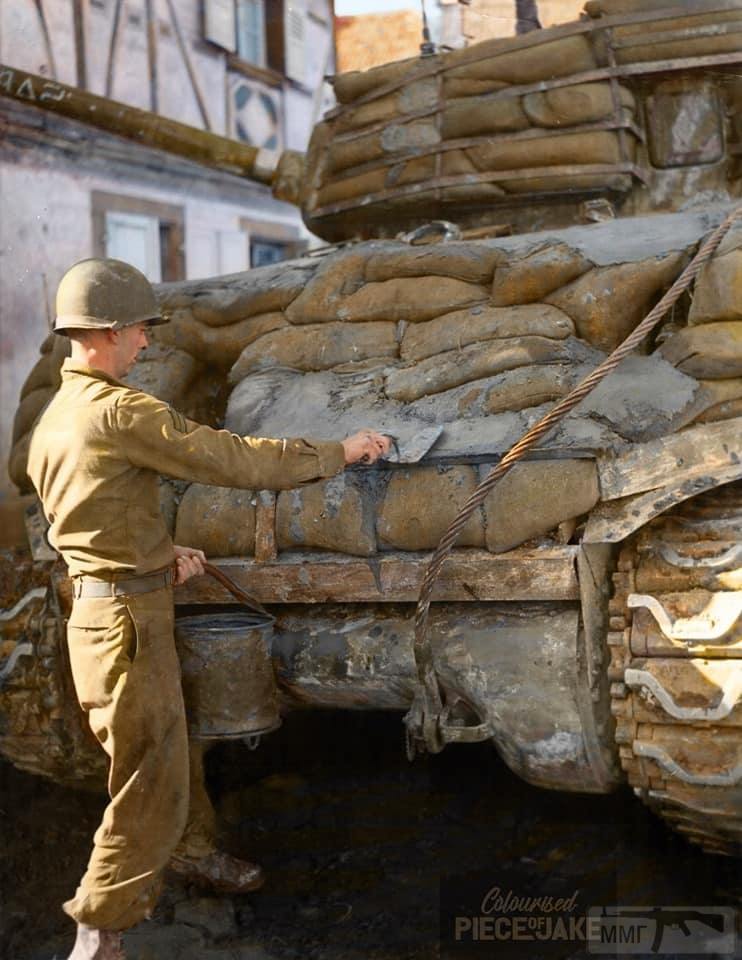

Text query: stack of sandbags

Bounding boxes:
[659,223,742,424]
[11,213,734,559]
[304,26,639,232]
[585,0,742,64]
[9,333,69,492]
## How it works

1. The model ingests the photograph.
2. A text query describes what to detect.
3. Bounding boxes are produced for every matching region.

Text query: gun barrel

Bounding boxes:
[0,63,303,205]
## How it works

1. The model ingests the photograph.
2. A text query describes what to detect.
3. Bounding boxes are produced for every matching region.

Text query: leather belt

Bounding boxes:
[72,567,174,599]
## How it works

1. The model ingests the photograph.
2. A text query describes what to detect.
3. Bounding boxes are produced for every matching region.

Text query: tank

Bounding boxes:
[1,0,741,858]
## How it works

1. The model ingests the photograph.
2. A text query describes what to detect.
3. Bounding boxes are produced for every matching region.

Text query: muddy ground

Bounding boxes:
[1,711,740,960]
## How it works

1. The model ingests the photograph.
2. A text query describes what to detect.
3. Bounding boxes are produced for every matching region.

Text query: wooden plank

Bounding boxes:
[165,0,212,131]
[175,547,580,605]
[597,418,742,502]
[254,490,278,563]
[72,0,87,90]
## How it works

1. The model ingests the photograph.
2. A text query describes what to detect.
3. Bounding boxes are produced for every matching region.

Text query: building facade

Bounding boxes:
[0,0,334,512]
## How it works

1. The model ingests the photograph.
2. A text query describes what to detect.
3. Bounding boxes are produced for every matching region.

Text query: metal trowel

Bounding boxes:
[382,425,444,464]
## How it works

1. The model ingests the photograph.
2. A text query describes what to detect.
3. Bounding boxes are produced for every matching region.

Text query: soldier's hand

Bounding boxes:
[173,545,206,585]
[342,430,392,466]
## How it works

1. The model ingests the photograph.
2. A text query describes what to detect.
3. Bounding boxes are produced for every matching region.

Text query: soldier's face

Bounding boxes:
[113,322,150,377]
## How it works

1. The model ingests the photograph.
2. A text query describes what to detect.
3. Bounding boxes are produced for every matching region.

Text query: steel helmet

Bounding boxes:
[53,258,168,334]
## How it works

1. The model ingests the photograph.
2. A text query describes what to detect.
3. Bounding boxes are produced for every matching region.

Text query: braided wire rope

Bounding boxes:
[407,203,742,753]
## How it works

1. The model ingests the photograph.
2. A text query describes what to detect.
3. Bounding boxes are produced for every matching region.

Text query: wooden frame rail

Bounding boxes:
[175,546,581,605]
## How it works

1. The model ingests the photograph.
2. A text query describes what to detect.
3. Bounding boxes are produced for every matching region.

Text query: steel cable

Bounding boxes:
[408,204,742,750]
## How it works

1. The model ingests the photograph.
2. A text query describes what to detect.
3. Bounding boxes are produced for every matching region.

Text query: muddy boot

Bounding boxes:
[67,924,125,960]
[168,850,265,893]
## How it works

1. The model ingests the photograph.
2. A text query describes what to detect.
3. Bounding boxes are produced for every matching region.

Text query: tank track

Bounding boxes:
[608,482,742,856]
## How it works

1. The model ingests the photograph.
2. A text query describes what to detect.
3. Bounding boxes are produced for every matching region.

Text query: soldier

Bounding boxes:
[26,258,391,960]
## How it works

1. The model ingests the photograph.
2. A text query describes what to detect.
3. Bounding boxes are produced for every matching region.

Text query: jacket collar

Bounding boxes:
[61,358,127,387]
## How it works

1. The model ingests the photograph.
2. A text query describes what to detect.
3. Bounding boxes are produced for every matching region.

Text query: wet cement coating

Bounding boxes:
[1,711,740,960]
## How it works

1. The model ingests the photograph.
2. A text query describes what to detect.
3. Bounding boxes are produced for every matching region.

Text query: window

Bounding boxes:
[204,0,307,82]
[250,238,288,267]
[236,0,267,67]
[92,193,185,282]
[105,212,162,283]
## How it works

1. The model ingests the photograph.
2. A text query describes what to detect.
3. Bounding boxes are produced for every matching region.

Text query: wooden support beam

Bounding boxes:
[72,0,87,90]
[144,0,159,113]
[254,491,278,563]
[175,547,580,605]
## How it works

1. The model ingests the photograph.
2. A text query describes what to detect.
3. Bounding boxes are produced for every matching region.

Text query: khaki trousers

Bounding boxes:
[63,586,216,931]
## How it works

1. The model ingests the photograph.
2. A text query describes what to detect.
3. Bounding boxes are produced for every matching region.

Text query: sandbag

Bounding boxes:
[692,397,742,424]
[332,57,429,105]
[174,484,256,557]
[691,377,742,423]
[8,431,32,493]
[491,243,592,306]
[500,173,633,194]
[445,33,596,85]
[443,78,509,99]
[440,150,506,200]
[467,129,632,172]
[377,466,484,551]
[12,387,50,445]
[183,264,312,327]
[336,276,489,324]
[19,360,50,408]
[158,479,182,538]
[286,251,367,325]
[453,363,576,416]
[400,303,574,362]
[277,473,376,556]
[546,252,685,351]
[482,459,599,553]
[315,155,436,208]
[334,78,439,133]
[328,119,440,174]
[386,335,583,402]
[522,82,635,128]
[228,321,398,382]
[688,245,742,325]
[441,93,530,139]
[610,10,742,64]
[156,310,288,370]
[657,321,742,379]
[365,243,503,285]
[126,343,200,406]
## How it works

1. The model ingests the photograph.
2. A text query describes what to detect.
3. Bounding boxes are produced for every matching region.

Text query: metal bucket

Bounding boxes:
[174,609,281,740]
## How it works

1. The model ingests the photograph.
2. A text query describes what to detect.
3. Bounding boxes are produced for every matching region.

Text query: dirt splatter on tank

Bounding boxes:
[2,0,741,857]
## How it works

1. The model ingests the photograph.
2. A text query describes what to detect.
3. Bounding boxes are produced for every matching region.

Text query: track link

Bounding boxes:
[609,482,742,856]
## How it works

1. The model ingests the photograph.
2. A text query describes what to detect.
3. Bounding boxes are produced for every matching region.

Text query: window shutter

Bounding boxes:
[217,230,248,274]
[284,1,306,85]
[236,0,267,66]
[204,0,237,52]
[105,212,162,283]
[265,0,285,74]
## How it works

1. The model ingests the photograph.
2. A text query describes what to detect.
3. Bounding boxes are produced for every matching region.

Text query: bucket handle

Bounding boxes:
[202,562,273,620]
